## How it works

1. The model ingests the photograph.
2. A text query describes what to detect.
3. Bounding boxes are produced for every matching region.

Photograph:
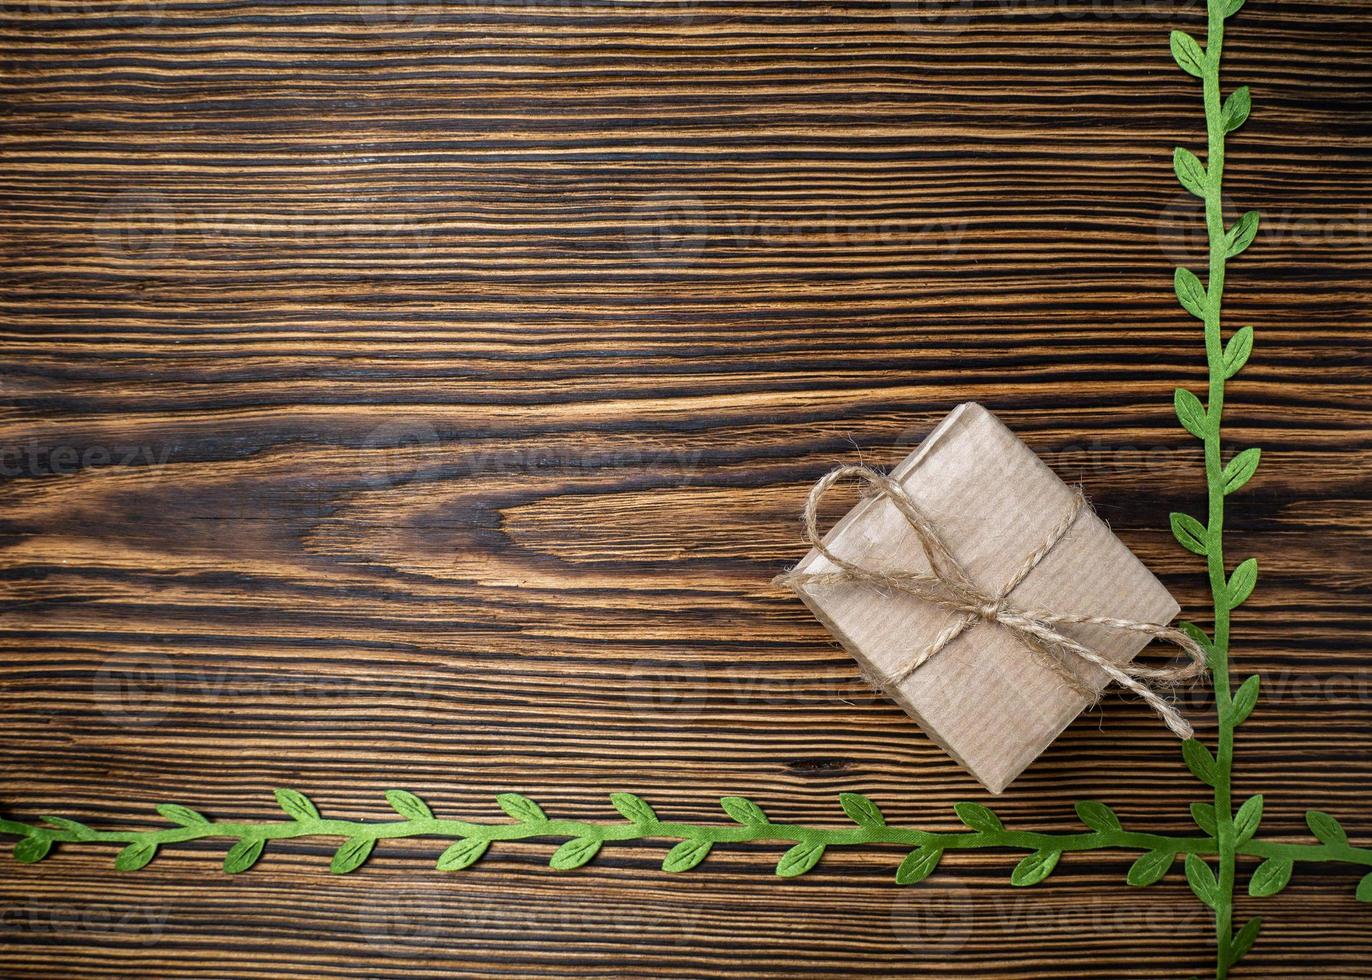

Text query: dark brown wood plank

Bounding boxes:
[1,0,1370,976]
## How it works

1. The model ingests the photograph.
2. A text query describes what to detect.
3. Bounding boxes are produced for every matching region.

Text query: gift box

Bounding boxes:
[781,402,1183,794]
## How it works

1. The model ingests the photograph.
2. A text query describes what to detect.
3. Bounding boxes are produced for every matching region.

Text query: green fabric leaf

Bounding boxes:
[1222,86,1252,133]
[1226,557,1259,608]
[436,837,489,871]
[1357,871,1372,903]
[1222,448,1261,495]
[662,838,711,873]
[1306,810,1348,846]
[611,792,657,825]
[1075,800,1122,833]
[1170,30,1207,78]
[550,837,602,870]
[1127,850,1174,887]
[1222,326,1254,378]
[223,837,264,874]
[895,845,942,885]
[14,835,52,864]
[385,790,433,822]
[1174,387,1208,438]
[1191,802,1218,836]
[1185,854,1221,910]
[721,797,767,825]
[1226,209,1260,256]
[1222,0,1245,16]
[1234,795,1264,845]
[115,840,156,872]
[1233,674,1260,725]
[331,837,375,874]
[1170,513,1209,557]
[1179,620,1213,652]
[1011,849,1060,886]
[776,841,825,878]
[954,802,1003,832]
[839,792,885,828]
[1174,267,1208,320]
[1183,739,1219,787]
[155,805,207,828]
[1248,857,1293,897]
[274,788,319,822]
[1173,147,1208,197]
[1230,916,1262,966]
[43,815,97,839]
[497,793,546,823]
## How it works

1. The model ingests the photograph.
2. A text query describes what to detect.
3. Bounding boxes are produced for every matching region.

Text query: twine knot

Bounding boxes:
[774,464,1209,739]
[978,599,1006,620]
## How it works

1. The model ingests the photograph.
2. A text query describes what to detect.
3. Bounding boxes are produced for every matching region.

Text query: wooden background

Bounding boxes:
[2,0,1369,976]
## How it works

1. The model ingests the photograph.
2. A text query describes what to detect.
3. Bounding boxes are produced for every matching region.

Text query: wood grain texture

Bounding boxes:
[1,0,1369,976]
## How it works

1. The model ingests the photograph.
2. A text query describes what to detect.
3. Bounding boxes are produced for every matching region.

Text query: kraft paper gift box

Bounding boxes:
[783,402,1181,794]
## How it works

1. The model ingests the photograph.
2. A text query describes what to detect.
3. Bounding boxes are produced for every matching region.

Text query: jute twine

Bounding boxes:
[774,465,1209,739]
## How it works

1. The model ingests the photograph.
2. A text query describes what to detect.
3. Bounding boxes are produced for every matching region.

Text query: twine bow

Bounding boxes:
[774,465,1210,739]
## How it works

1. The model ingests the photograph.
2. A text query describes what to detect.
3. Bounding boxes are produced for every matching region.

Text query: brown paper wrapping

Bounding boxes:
[787,402,1180,794]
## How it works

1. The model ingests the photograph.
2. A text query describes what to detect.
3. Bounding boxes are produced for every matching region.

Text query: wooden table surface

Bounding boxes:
[2,1,1369,977]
